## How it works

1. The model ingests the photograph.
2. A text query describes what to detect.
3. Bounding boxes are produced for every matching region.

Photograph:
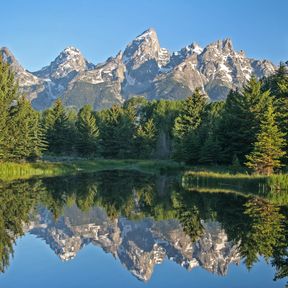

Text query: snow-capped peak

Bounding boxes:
[63,46,81,53]
[55,46,84,65]
[0,47,41,87]
[34,46,90,80]
[123,28,161,68]
[205,38,234,54]
[135,27,157,41]
[190,43,203,55]
[60,46,82,58]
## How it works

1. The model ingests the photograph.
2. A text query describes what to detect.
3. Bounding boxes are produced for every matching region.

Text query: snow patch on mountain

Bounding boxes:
[1,29,277,109]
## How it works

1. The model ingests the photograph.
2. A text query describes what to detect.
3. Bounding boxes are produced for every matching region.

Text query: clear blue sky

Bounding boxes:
[1,0,287,71]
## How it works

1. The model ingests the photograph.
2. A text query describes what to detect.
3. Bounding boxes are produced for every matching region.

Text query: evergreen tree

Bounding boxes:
[245,101,286,175]
[196,102,224,165]
[218,77,270,164]
[173,88,206,138]
[173,88,206,162]
[0,56,19,160]
[6,97,46,161]
[42,99,71,154]
[263,63,288,165]
[148,99,181,159]
[0,56,45,161]
[199,134,221,165]
[134,118,157,158]
[98,105,136,158]
[185,132,202,164]
[76,105,99,157]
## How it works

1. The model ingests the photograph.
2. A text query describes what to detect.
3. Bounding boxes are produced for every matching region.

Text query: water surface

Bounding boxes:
[0,171,287,287]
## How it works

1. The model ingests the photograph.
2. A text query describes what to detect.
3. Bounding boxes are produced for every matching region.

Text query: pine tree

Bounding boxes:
[173,88,206,138]
[184,132,201,164]
[0,56,45,161]
[6,97,46,161]
[218,77,270,164]
[76,105,99,157]
[42,99,71,154]
[98,105,136,158]
[173,88,206,162]
[134,118,157,158]
[199,134,221,165]
[263,63,288,165]
[245,101,286,175]
[148,99,182,159]
[0,56,19,160]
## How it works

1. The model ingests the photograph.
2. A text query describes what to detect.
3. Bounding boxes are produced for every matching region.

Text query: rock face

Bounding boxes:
[0,28,276,110]
[28,205,240,282]
[0,47,44,102]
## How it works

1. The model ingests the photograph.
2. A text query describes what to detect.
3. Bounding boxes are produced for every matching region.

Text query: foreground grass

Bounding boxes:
[0,159,184,181]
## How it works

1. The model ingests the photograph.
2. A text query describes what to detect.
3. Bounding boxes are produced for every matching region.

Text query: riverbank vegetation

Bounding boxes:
[0,56,288,176]
[0,159,184,181]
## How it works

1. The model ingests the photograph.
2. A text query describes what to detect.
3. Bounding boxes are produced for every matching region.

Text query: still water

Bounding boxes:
[0,171,287,287]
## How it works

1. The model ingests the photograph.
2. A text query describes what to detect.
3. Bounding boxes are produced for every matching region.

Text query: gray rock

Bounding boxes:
[0,29,277,110]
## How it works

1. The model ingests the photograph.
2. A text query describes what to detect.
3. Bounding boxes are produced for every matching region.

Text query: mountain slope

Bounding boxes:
[1,29,277,110]
[0,47,44,102]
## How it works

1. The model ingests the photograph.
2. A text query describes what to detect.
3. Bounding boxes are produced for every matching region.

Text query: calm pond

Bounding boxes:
[0,170,287,288]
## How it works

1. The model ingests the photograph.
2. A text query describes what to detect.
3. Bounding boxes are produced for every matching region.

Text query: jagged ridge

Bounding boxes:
[0,28,276,110]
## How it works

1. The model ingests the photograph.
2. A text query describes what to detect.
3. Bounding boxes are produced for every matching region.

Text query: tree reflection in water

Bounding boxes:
[0,170,287,283]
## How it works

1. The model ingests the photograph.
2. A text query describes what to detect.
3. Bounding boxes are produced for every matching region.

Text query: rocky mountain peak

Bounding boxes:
[135,27,158,41]
[34,46,91,80]
[222,38,233,50]
[2,28,277,110]
[204,38,234,56]
[168,42,203,68]
[123,27,161,68]
[190,42,203,54]
[0,47,18,65]
[62,46,82,55]
[0,46,41,89]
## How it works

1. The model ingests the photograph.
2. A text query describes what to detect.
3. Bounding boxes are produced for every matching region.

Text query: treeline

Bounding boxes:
[0,55,287,174]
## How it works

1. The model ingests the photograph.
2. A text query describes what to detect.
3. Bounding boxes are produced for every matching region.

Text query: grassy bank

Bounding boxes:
[1,160,287,204]
[0,159,184,181]
[182,168,288,205]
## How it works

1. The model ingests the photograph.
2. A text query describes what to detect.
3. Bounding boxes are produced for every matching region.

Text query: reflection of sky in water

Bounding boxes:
[1,234,285,288]
[0,171,287,287]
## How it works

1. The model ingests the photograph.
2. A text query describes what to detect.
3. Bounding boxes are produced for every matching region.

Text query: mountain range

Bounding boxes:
[0,28,276,110]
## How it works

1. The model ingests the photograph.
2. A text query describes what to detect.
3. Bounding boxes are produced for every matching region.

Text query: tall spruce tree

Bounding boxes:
[0,56,45,161]
[76,105,99,157]
[0,56,19,160]
[6,97,46,161]
[173,88,206,162]
[98,105,136,158]
[147,99,181,159]
[218,77,270,164]
[245,100,286,175]
[263,63,288,165]
[42,99,71,154]
[134,118,157,158]
[199,134,221,165]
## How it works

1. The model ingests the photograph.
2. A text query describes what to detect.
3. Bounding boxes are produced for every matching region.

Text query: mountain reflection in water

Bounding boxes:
[0,171,287,286]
